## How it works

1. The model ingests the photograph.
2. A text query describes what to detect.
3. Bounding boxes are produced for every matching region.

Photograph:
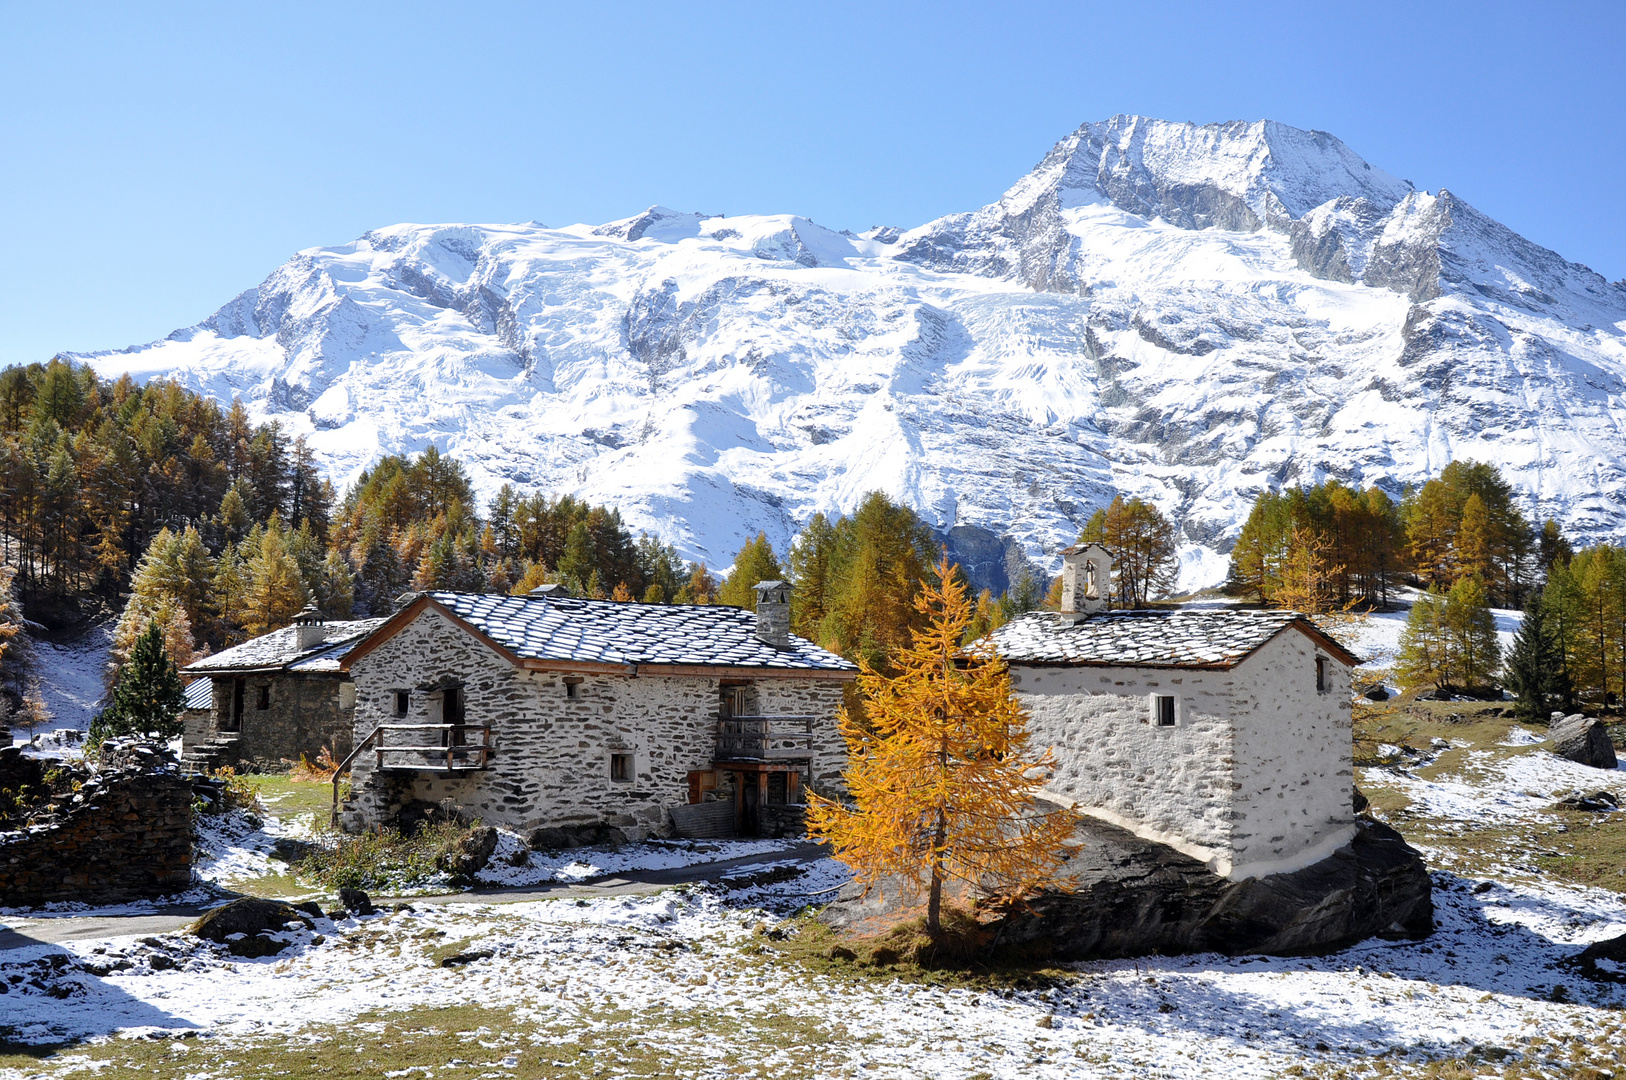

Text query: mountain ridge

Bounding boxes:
[69,115,1626,592]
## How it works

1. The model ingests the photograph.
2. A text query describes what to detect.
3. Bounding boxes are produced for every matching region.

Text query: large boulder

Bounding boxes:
[190,897,314,957]
[437,826,499,878]
[1549,714,1619,769]
[823,816,1433,960]
[527,823,627,851]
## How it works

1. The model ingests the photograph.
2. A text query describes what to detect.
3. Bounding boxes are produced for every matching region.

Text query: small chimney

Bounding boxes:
[753,580,792,648]
[293,605,327,650]
[1060,543,1112,617]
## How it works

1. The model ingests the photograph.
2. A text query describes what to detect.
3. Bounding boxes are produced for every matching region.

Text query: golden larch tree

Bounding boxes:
[805,554,1076,938]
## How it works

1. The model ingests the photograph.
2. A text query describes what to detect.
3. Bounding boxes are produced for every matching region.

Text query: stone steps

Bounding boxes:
[181,736,241,775]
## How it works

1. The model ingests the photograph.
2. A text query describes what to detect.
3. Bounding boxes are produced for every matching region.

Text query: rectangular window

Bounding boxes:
[564,677,582,701]
[1316,657,1329,693]
[1154,695,1176,727]
[444,686,464,726]
[610,753,633,782]
[393,690,409,717]
[256,685,270,710]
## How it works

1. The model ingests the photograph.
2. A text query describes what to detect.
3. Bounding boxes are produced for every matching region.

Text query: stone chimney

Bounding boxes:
[293,605,327,651]
[1060,543,1112,617]
[754,580,792,648]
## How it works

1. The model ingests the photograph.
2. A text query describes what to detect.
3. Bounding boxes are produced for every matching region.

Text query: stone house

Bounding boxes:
[334,582,856,839]
[989,544,1360,880]
[180,608,389,772]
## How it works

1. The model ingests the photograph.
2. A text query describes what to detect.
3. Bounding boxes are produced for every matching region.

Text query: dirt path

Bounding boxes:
[0,842,832,951]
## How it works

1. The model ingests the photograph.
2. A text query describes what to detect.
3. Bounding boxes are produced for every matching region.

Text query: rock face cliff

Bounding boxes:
[74,117,1626,588]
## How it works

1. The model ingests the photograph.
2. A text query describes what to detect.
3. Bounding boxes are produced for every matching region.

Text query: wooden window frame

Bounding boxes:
[609,752,634,783]
[1152,694,1177,728]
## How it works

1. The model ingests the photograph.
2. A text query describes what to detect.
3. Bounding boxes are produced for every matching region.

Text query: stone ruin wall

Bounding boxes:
[341,608,849,839]
[0,743,193,907]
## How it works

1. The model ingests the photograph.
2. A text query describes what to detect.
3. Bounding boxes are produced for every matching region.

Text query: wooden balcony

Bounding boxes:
[715,714,815,764]
[374,724,493,772]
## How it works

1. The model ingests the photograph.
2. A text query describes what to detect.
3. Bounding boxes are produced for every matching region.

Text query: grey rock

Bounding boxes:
[338,888,374,916]
[190,898,314,957]
[822,816,1432,959]
[527,823,628,851]
[437,825,499,878]
[1552,790,1619,812]
[1549,714,1618,770]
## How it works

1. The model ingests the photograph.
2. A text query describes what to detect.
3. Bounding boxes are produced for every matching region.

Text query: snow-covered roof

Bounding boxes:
[989,609,1358,669]
[348,592,856,675]
[182,618,389,677]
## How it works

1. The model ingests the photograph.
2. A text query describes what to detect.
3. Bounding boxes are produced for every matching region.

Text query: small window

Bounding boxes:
[609,753,633,782]
[1316,657,1329,693]
[1153,695,1176,727]
[256,685,271,710]
[392,690,409,717]
[564,677,582,701]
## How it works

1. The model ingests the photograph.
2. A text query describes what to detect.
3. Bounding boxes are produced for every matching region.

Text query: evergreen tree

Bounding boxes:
[92,621,186,743]
[1505,589,1570,722]
[787,512,837,637]
[718,532,784,610]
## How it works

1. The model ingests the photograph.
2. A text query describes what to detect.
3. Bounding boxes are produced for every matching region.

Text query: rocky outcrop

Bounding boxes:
[1549,714,1618,769]
[823,816,1432,960]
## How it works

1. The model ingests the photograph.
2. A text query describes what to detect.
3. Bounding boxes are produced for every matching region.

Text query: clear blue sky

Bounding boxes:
[2,1,1622,368]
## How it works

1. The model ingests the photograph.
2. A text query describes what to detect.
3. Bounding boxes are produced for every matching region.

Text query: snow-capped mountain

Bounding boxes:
[74,116,1626,591]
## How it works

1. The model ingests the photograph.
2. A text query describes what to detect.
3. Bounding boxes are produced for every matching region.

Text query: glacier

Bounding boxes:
[71,116,1626,592]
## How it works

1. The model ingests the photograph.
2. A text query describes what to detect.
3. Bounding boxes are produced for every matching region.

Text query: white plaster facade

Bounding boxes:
[338,605,849,838]
[1007,623,1355,880]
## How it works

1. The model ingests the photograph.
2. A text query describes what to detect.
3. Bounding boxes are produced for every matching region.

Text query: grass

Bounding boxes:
[1353,699,1626,894]
[294,820,475,893]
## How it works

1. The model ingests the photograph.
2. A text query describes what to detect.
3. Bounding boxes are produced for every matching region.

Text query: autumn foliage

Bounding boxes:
[805,555,1076,938]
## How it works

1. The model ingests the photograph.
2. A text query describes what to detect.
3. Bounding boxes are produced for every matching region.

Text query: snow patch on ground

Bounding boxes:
[475,832,806,886]
[11,623,112,753]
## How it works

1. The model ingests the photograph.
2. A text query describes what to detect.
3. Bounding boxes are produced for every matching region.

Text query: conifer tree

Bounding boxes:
[245,515,310,635]
[92,621,186,744]
[787,512,837,637]
[806,554,1076,939]
[1396,588,1451,692]
[1505,589,1569,722]
[718,532,784,610]
[1442,576,1501,691]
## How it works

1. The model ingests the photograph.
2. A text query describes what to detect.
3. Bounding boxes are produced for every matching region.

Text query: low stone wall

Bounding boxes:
[0,745,194,907]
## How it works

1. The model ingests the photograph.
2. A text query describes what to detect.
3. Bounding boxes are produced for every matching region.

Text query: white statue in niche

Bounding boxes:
[1084,559,1100,599]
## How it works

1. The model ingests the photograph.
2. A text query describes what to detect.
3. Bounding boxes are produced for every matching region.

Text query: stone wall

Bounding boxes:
[1010,627,1356,880]
[340,608,849,838]
[0,751,193,907]
[1013,663,1238,869]
[189,673,357,767]
[1227,630,1355,878]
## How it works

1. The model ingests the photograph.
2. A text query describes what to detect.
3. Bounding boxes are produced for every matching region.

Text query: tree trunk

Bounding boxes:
[927,808,946,939]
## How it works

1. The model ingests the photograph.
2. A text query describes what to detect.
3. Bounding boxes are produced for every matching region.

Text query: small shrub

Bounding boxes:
[297,821,478,892]
[200,766,261,816]
[287,746,341,783]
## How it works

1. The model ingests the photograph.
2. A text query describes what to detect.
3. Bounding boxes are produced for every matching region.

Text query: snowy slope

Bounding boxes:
[73,116,1626,590]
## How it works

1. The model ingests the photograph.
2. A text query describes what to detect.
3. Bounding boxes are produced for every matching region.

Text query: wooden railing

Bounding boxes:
[328,723,494,827]
[375,724,494,772]
[715,715,815,762]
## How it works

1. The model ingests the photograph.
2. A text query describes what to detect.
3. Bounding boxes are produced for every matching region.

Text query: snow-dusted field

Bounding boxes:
[3,717,1625,1078]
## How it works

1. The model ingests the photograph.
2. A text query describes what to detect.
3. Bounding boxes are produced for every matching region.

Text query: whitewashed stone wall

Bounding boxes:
[1010,627,1354,880]
[1226,630,1355,878]
[340,608,848,838]
[1011,664,1239,869]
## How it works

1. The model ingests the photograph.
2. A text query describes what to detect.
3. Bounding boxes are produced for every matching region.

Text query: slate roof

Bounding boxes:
[182,678,212,710]
[989,608,1358,669]
[418,592,856,673]
[182,618,390,676]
